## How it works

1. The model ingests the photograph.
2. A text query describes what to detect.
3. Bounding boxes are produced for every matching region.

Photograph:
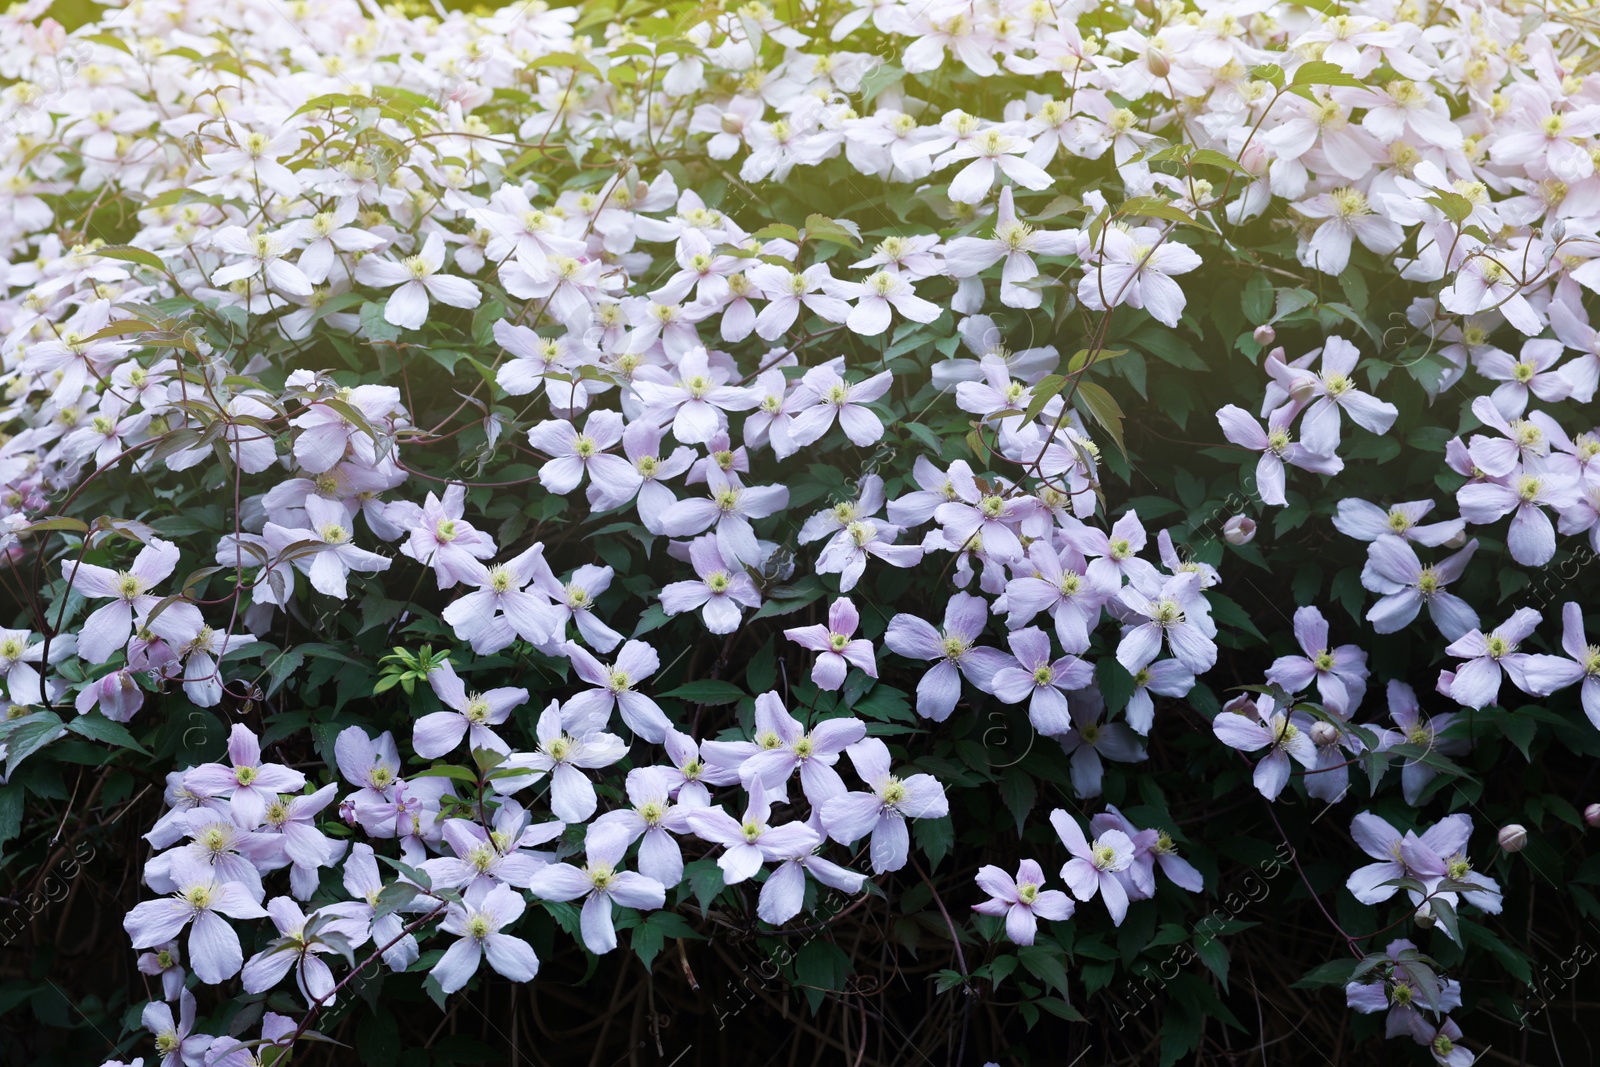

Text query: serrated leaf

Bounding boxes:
[803,214,861,248]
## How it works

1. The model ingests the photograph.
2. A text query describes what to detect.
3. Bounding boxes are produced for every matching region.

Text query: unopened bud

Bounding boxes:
[1146,51,1170,78]
[1586,803,1600,828]
[1443,529,1468,549]
[1311,721,1339,746]
[1254,325,1276,346]
[720,112,746,134]
[1222,515,1256,545]
[1498,824,1528,853]
[1413,903,1435,928]
[1288,377,1318,404]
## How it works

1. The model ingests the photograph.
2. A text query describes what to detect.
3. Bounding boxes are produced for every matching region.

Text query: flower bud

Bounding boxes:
[1498,824,1529,853]
[1288,376,1318,404]
[1222,515,1256,545]
[1443,529,1468,549]
[1413,903,1435,928]
[1146,50,1171,78]
[1253,324,1276,346]
[1311,721,1339,746]
[1586,803,1600,828]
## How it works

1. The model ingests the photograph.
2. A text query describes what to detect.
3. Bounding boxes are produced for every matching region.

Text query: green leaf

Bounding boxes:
[412,764,481,783]
[685,860,725,914]
[659,680,746,705]
[4,713,66,776]
[803,214,861,248]
[913,814,955,871]
[1272,287,1317,322]
[1292,957,1361,989]
[1290,59,1364,88]
[999,769,1036,835]
[359,301,403,343]
[1074,381,1126,458]
[65,713,151,755]
[1188,148,1252,175]
[95,245,167,271]
[1017,944,1070,996]
[1117,196,1199,226]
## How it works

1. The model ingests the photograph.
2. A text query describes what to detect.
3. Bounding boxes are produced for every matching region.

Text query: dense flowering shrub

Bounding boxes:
[4,0,1600,1063]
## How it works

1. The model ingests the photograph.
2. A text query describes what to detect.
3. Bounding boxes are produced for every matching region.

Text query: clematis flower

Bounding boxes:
[141,990,207,1067]
[656,467,789,568]
[788,366,893,448]
[414,660,525,758]
[1346,938,1463,1039]
[209,224,311,296]
[972,859,1075,946]
[687,780,822,884]
[429,884,540,993]
[123,854,268,985]
[784,597,878,690]
[264,497,392,600]
[1048,809,1136,926]
[1077,226,1203,328]
[659,535,762,633]
[526,410,641,498]
[990,626,1093,736]
[1361,537,1480,640]
[821,738,948,873]
[531,562,625,652]
[1377,680,1468,805]
[182,723,306,829]
[354,231,482,330]
[632,346,755,445]
[944,188,1075,308]
[441,544,563,654]
[495,700,626,822]
[240,897,368,1006]
[1545,602,1600,728]
[1123,659,1195,736]
[1056,695,1146,798]
[734,691,865,806]
[62,537,201,664]
[1266,336,1398,456]
[1264,606,1369,716]
[836,270,941,336]
[1442,607,1572,709]
[562,639,670,742]
[934,127,1053,203]
[591,766,699,887]
[758,831,868,925]
[1332,498,1464,546]
[399,484,497,589]
[1003,540,1117,653]
[1115,572,1216,675]
[1215,404,1344,506]
[882,592,1011,720]
[136,941,186,1002]
[1211,694,1317,801]
[1456,467,1578,567]
[341,843,419,971]
[526,824,666,955]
